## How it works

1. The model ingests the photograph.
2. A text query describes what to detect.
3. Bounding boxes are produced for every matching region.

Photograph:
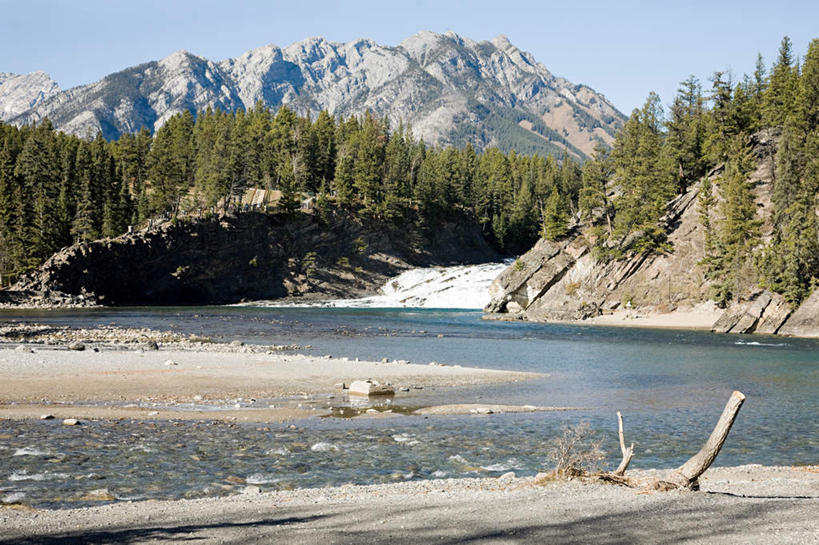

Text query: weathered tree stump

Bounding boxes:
[596,390,746,491]
[662,390,746,490]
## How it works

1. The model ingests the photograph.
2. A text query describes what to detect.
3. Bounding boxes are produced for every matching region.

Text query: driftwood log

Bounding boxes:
[599,390,746,490]
[613,411,634,476]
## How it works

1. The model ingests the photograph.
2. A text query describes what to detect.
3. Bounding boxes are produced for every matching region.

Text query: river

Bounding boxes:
[1,264,817,508]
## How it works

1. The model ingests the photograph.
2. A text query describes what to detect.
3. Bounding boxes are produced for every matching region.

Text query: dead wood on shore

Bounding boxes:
[593,390,746,491]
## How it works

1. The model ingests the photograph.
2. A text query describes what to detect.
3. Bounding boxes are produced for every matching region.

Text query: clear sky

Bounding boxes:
[0,0,816,114]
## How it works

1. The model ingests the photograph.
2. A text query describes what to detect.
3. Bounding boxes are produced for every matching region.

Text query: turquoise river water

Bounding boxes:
[1,307,817,508]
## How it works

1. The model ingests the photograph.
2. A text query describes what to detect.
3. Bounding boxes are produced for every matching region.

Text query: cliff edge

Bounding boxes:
[3,209,498,306]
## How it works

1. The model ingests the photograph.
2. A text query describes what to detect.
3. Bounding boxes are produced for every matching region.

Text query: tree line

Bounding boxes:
[578,36,819,306]
[0,105,583,284]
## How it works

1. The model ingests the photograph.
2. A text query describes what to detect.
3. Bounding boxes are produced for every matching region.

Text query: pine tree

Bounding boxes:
[147,111,194,218]
[698,176,717,262]
[707,136,761,305]
[666,76,706,193]
[795,38,819,132]
[578,145,612,229]
[313,110,337,185]
[381,123,411,222]
[611,93,676,251]
[762,36,798,128]
[71,170,96,242]
[14,122,62,261]
[542,186,569,241]
[353,112,386,212]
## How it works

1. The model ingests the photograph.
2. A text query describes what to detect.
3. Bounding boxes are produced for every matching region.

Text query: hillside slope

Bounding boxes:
[4,32,624,158]
[484,130,818,337]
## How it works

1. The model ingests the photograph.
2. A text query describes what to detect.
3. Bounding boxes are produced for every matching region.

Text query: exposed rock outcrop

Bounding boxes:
[711,290,791,335]
[778,291,819,338]
[7,209,498,306]
[485,180,708,323]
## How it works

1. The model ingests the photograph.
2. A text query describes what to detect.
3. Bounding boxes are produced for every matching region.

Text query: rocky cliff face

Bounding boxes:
[484,130,817,338]
[8,209,498,306]
[4,32,624,158]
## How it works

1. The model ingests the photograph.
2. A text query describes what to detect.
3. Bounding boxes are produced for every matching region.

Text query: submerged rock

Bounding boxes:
[80,488,116,501]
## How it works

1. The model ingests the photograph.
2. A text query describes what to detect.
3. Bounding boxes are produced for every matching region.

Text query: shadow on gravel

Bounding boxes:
[0,514,325,545]
[2,492,815,544]
[706,491,819,500]
[236,494,812,545]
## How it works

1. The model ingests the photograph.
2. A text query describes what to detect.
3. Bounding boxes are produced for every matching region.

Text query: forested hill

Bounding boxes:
[1,32,624,159]
[0,105,587,286]
[486,36,819,336]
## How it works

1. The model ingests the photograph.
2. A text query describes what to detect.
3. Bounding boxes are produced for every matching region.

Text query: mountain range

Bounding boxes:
[0,32,624,159]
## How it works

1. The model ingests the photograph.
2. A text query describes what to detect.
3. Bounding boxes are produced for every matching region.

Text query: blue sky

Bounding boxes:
[0,0,816,113]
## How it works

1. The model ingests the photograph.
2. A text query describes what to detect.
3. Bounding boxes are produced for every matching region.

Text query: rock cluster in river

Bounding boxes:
[0,322,301,352]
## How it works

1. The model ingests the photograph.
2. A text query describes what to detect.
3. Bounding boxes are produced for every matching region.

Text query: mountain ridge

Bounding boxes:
[3,32,625,158]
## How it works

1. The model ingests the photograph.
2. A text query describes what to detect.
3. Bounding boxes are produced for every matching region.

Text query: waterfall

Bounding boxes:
[326,262,511,309]
[238,261,510,309]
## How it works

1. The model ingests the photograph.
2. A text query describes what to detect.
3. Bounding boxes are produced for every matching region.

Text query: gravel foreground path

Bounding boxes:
[2,466,817,544]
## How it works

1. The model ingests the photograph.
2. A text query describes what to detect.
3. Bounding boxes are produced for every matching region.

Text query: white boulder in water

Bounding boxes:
[348,379,395,397]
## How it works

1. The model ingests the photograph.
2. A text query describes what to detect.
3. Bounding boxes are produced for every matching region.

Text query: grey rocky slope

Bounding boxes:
[5,32,624,158]
[485,129,819,338]
[0,71,60,121]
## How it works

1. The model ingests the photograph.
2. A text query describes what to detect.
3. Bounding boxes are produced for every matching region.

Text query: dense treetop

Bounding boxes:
[0,104,582,283]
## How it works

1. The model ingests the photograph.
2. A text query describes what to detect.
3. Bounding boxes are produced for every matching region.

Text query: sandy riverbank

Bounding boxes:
[583,303,722,330]
[486,302,723,331]
[1,466,816,544]
[0,344,541,422]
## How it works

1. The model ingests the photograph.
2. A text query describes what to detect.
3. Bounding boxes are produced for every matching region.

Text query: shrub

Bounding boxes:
[545,422,606,478]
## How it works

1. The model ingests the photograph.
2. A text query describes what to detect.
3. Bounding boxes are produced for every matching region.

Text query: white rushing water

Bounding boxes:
[241,261,510,309]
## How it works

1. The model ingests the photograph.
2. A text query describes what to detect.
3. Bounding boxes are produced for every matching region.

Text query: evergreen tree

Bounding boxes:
[542,186,569,241]
[14,122,62,262]
[666,76,706,193]
[578,145,613,233]
[147,111,194,217]
[353,112,386,212]
[795,39,819,132]
[611,93,675,252]
[762,36,798,128]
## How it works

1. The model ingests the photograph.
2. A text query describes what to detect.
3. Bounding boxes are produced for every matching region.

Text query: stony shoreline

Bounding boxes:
[0,321,302,352]
[1,466,816,543]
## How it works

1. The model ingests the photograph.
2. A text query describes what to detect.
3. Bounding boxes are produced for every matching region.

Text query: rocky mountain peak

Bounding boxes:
[3,33,625,158]
[0,71,61,121]
[491,34,514,51]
